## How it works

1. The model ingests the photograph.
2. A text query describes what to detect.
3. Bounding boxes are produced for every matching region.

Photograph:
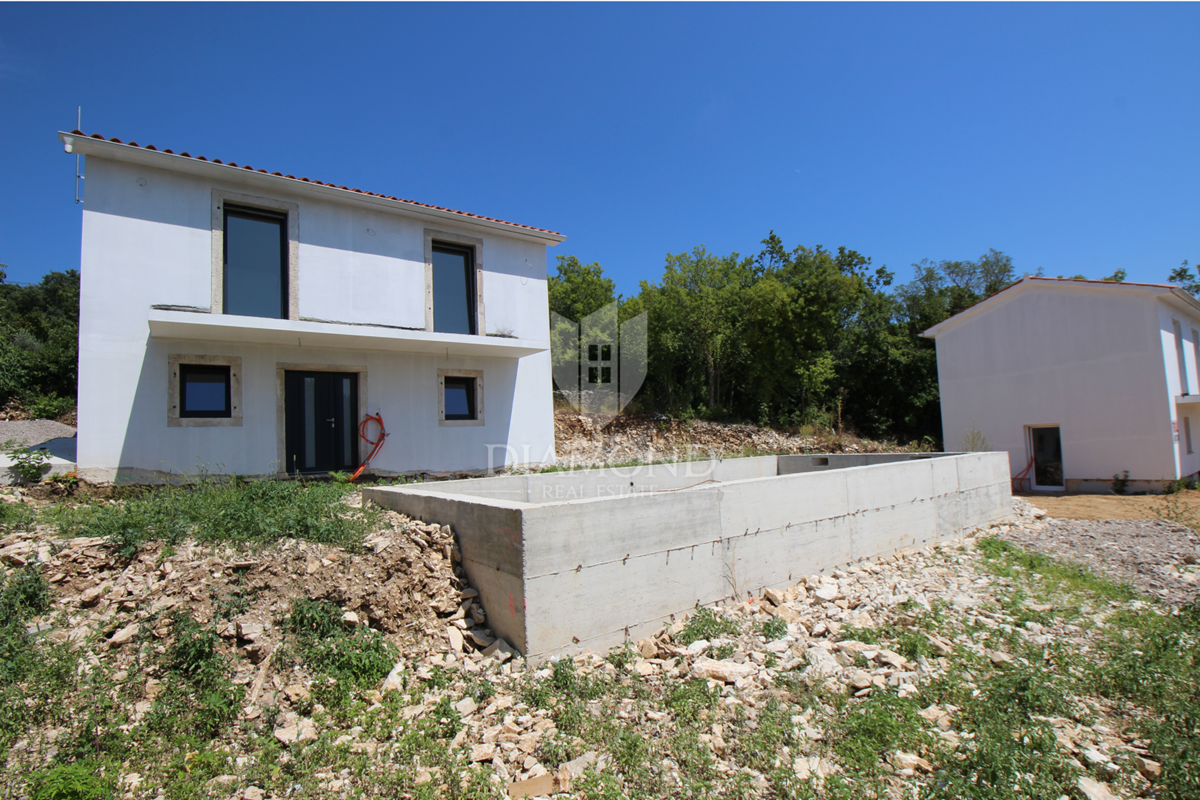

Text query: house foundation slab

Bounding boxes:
[363,451,1012,662]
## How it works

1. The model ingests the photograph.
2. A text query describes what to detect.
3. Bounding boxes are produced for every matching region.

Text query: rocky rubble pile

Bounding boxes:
[0,497,525,776]
[0,506,478,649]
[552,409,914,468]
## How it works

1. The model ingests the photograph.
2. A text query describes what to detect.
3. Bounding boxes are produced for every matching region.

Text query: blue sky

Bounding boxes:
[1,2,1197,296]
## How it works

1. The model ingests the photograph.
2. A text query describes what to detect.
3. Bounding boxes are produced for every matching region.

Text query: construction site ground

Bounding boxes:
[1,418,1197,800]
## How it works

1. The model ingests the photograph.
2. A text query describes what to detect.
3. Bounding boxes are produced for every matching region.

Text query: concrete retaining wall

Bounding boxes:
[364,451,1011,662]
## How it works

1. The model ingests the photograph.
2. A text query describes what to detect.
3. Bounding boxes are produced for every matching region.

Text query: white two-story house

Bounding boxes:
[60,130,563,483]
[923,276,1200,493]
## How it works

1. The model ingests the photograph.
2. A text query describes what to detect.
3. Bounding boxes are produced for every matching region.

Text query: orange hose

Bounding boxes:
[1012,455,1034,493]
[350,413,387,482]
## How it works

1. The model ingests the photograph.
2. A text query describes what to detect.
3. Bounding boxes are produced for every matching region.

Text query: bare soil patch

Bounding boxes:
[1017,489,1200,521]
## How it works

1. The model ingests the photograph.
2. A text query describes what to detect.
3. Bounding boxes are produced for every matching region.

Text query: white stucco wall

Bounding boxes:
[76,155,556,481]
[932,282,1192,489]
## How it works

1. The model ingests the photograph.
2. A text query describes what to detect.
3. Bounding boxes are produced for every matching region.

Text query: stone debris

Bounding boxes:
[1077,776,1123,800]
[1002,515,1200,607]
[1134,755,1162,781]
[107,622,139,647]
[690,656,756,684]
[273,715,317,744]
[891,751,933,774]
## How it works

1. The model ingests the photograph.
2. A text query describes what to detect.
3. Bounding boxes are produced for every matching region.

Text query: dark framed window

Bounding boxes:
[443,376,476,420]
[431,243,476,335]
[180,364,232,418]
[224,204,287,319]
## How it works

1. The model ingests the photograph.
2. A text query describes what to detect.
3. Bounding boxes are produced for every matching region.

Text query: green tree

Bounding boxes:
[1170,260,1200,295]
[635,246,754,415]
[547,255,616,322]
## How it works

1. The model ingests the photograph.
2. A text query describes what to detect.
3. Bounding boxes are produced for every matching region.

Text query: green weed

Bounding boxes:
[665,679,719,722]
[0,497,34,528]
[26,761,114,800]
[51,476,376,556]
[283,599,397,697]
[148,611,243,740]
[677,608,740,646]
[829,691,928,775]
[978,537,1137,601]
[759,617,788,641]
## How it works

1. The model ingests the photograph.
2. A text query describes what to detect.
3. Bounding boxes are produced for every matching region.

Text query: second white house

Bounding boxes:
[923,276,1200,493]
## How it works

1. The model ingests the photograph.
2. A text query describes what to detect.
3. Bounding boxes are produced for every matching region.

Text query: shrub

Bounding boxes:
[925,716,1078,800]
[666,679,719,721]
[0,561,50,686]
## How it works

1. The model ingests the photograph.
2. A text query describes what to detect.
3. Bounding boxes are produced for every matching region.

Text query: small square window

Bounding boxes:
[600,344,612,361]
[588,344,599,362]
[180,364,231,418]
[588,366,599,384]
[601,366,612,384]
[444,376,477,421]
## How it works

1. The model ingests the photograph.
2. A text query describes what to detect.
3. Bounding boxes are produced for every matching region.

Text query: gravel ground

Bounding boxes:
[0,420,76,449]
[1001,502,1200,607]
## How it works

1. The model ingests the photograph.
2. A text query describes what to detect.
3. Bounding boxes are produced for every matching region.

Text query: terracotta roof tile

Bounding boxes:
[69,130,562,237]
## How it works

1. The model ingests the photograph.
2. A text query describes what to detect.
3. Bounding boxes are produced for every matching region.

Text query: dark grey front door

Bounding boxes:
[284,371,358,474]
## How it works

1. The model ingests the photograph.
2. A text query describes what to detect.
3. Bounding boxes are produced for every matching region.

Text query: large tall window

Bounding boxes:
[224,205,287,319]
[431,243,476,335]
[1175,320,1190,396]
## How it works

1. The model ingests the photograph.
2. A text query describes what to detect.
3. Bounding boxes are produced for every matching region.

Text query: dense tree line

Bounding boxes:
[549,236,1026,447]
[0,266,79,418]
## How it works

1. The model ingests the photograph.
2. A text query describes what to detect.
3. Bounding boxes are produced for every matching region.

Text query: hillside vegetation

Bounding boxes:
[0,266,79,421]
[550,236,1136,448]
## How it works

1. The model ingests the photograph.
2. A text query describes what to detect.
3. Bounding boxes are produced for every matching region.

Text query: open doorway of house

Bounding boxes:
[1029,425,1064,490]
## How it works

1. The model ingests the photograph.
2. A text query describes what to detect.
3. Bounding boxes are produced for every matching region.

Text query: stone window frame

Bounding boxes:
[424,228,484,334]
[438,368,484,427]
[168,354,243,428]
[211,189,300,319]
[273,363,369,476]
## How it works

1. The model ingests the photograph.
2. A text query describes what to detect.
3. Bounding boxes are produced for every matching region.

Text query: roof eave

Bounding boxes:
[59,132,567,245]
[919,277,1030,339]
[1167,287,1200,316]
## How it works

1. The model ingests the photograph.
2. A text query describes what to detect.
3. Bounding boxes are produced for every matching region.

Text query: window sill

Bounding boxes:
[148,309,548,358]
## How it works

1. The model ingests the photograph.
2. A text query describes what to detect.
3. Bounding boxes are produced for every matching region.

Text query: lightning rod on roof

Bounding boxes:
[74,106,84,204]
